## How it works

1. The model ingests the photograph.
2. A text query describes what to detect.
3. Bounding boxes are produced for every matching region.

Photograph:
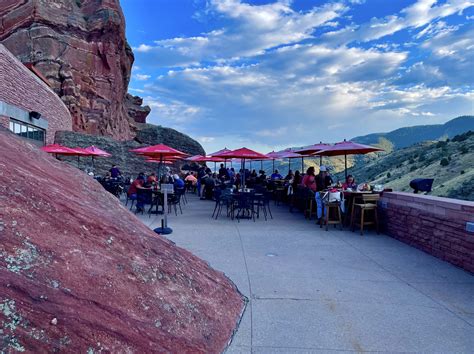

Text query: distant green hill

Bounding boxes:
[339,130,474,201]
[352,116,474,149]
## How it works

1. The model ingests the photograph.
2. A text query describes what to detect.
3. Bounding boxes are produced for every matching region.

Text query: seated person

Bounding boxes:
[146,173,157,186]
[315,166,333,192]
[271,169,283,180]
[173,174,185,190]
[128,173,147,210]
[250,169,258,178]
[342,175,357,190]
[301,167,316,191]
[185,171,198,185]
[110,164,122,178]
[284,170,294,181]
[218,164,229,180]
[203,173,216,199]
[104,171,112,182]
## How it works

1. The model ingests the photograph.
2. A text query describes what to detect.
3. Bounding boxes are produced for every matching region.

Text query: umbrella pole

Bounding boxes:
[288,158,291,173]
[214,161,217,173]
[250,161,252,170]
[272,159,275,172]
[301,157,304,172]
[320,155,322,166]
[345,154,347,179]
[77,156,80,168]
[260,160,263,171]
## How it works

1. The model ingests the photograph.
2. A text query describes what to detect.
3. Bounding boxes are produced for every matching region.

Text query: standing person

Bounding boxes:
[110,164,121,178]
[316,166,333,192]
[197,165,206,197]
[315,166,333,222]
[301,167,317,191]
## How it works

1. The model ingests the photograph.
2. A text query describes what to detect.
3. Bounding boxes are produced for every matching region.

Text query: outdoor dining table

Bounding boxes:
[343,190,381,227]
[148,188,174,215]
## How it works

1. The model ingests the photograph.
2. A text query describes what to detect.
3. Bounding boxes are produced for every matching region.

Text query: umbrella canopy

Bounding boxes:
[218,147,268,160]
[314,140,383,156]
[84,146,111,157]
[294,143,330,155]
[314,140,384,177]
[208,147,231,157]
[145,159,174,164]
[215,148,268,188]
[41,144,87,156]
[130,144,187,157]
[73,147,97,156]
[186,155,204,161]
[193,156,225,162]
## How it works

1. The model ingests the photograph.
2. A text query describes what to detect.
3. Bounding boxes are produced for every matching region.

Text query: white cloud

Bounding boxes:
[134,74,151,81]
[132,0,347,67]
[130,0,474,152]
[322,0,473,45]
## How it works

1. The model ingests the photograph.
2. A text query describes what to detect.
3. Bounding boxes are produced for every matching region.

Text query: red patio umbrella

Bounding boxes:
[130,144,188,179]
[217,148,268,188]
[209,147,232,167]
[41,144,88,167]
[313,139,384,178]
[84,146,112,157]
[294,142,330,168]
[41,144,87,156]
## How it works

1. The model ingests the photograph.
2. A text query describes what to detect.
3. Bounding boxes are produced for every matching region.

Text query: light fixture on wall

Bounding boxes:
[29,111,41,120]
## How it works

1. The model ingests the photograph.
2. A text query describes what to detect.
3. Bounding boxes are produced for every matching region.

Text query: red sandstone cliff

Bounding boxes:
[0,127,244,352]
[0,0,150,140]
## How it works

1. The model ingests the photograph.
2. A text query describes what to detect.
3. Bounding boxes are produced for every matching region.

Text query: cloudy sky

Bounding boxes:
[121,0,474,153]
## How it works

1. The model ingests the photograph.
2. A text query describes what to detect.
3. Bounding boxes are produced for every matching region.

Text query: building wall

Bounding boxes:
[379,192,474,273]
[0,44,72,143]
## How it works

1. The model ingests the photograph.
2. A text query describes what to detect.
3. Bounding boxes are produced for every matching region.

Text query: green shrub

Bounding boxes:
[436,141,448,148]
[410,165,417,172]
[409,158,415,164]
[440,158,449,166]
[459,145,469,154]
[387,172,391,178]
[461,170,465,175]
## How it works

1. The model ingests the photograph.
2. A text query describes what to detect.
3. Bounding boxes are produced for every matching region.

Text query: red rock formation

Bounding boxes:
[0,128,244,352]
[0,0,150,140]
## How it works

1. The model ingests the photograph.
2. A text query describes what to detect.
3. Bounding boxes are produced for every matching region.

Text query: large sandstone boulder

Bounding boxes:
[55,125,206,177]
[0,128,244,352]
[0,0,150,139]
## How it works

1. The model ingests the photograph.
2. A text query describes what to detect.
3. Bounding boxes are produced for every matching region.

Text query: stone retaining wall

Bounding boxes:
[379,192,474,273]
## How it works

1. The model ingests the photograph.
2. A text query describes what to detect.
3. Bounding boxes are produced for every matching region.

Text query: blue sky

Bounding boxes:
[121,0,474,153]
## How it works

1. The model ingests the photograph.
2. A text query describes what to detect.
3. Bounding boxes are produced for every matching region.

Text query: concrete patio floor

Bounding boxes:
[133,194,473,353]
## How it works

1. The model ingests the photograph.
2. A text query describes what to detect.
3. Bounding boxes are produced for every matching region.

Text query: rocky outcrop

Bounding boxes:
[126,94,151,124]
[55,125,206,177]
[0,127,243,352]
[0,0,150,139]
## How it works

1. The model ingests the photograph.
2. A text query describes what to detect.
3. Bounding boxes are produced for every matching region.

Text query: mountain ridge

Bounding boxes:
[352,116,474,149]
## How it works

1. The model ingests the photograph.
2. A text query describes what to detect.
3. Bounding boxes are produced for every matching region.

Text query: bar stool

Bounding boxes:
[322,201,342,231]
[351,194,380,235]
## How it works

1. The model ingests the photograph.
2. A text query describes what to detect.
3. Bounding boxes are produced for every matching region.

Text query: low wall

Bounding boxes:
[379,192,474,273]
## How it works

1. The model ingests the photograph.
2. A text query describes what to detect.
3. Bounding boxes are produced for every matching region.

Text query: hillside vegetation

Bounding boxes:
[339,131,474,201]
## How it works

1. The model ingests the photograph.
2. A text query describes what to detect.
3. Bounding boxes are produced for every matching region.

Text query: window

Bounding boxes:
[9,118,46,146]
